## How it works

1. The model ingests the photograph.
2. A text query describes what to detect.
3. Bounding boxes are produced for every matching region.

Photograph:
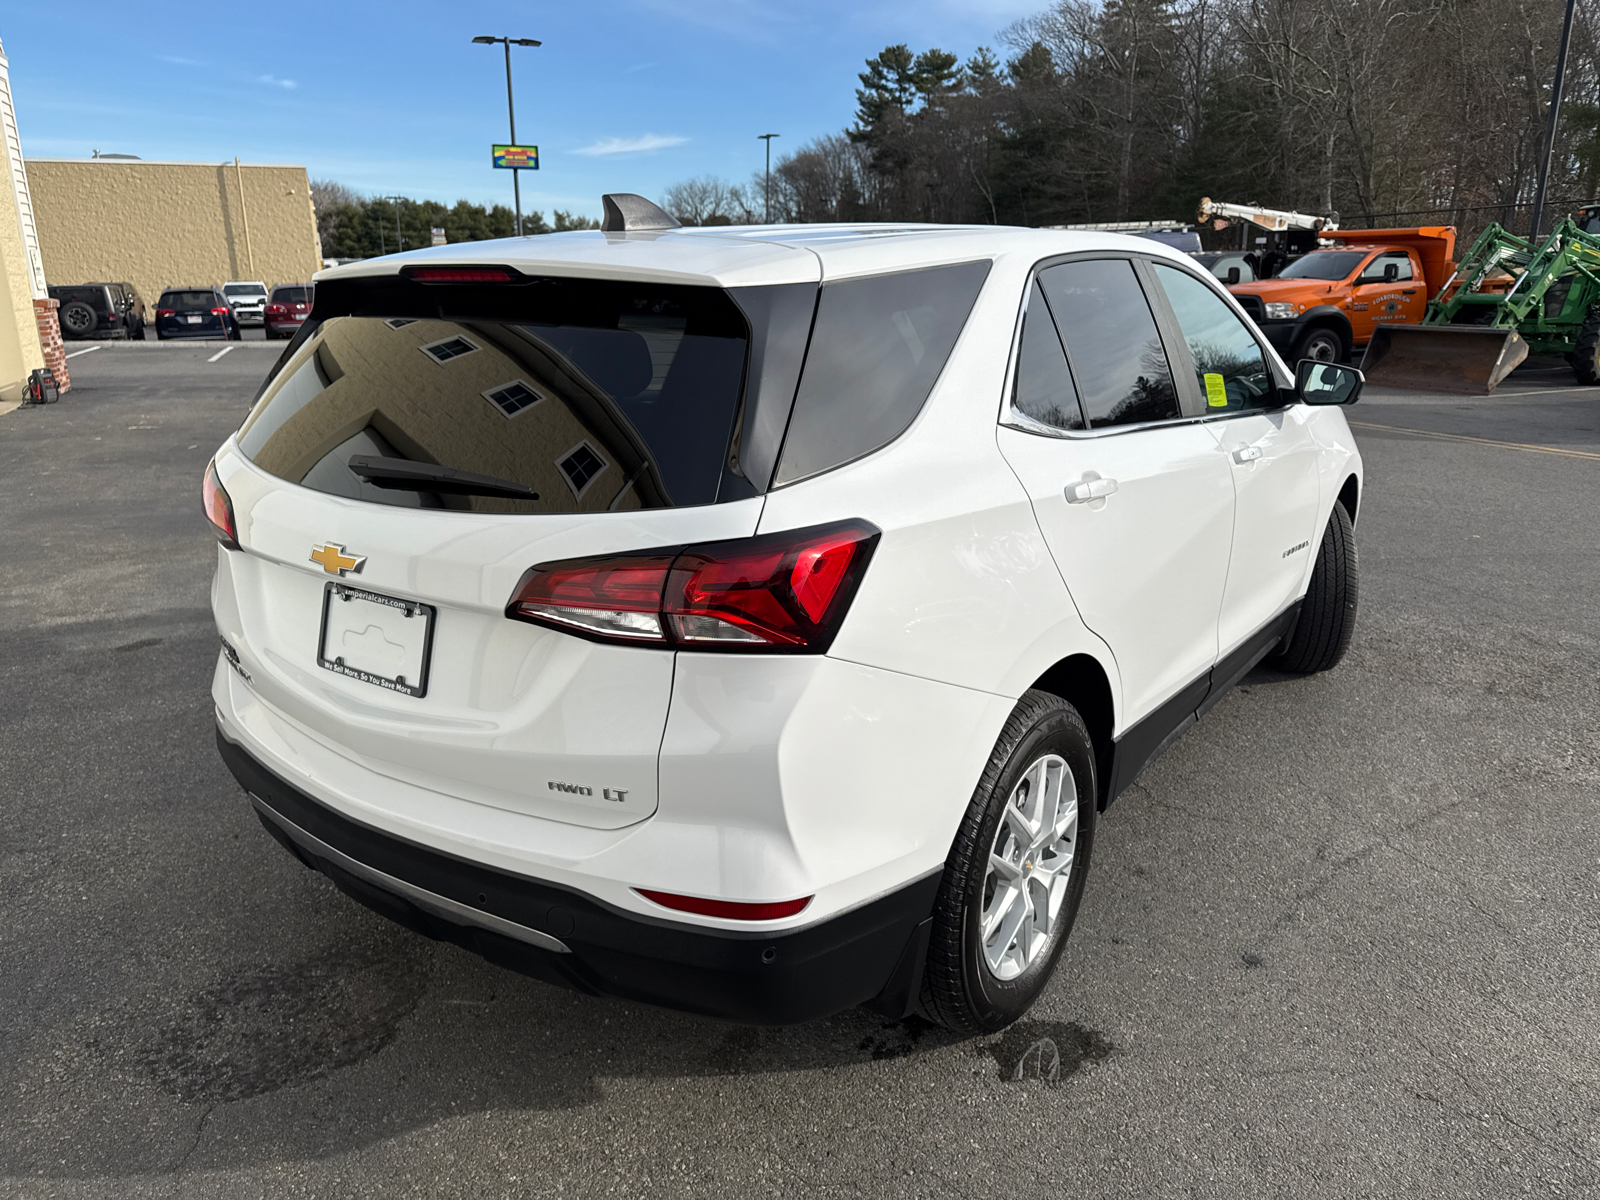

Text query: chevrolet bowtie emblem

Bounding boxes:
[310,543,366,576]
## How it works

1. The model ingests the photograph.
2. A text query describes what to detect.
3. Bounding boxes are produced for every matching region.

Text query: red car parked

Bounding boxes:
[264,284,314,340]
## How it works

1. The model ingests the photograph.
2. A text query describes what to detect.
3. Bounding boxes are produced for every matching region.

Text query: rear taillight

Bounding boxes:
[211,306,230,316]
[636,889,812,920]
[203,461,239,549]
[265,303,286,316]
[506,520,880,653]
[156,308,175,317]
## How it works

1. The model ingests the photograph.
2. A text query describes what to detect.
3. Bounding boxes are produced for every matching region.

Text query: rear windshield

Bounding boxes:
[224,284,267,297]
[162,291,217,310]
[50,287,108,309]
[1277,251,1366,281]
[271,287,311,304]
[237,279,751,514]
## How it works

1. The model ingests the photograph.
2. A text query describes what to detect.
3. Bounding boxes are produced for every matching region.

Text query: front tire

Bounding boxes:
[921,690,1097,1033]
[1272,502,1359,674]
[1293,325,1345,365]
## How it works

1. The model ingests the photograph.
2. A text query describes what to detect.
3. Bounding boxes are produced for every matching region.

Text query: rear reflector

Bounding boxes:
[403,266,518,284]
[506,520,880,653]
[202,461,239,549]
[636,889,812,921]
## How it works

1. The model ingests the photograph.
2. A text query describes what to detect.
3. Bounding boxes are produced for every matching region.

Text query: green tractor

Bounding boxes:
[1363,203,1600,393]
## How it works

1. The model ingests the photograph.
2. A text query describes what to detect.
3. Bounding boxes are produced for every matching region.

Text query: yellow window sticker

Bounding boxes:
[1204,373,1229,407]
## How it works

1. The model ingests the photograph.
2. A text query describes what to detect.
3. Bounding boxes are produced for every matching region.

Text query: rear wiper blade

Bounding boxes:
[347,455,538,501]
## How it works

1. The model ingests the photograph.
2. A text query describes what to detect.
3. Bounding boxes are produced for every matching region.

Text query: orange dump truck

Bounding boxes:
[1228,227,1456,364]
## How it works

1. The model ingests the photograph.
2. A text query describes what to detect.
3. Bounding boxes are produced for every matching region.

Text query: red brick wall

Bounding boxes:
[32,297,69,394]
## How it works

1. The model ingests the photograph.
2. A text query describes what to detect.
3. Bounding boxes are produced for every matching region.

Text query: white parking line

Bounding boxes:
[65,345,101,359]
[207,346,235,363]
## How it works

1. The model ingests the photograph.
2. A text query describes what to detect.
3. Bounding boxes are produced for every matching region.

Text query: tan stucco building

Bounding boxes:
[26,157,322,308]
[0,36,52,402]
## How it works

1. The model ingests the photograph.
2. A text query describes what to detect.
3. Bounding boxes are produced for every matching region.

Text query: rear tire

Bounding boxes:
[1292,326,1345,365]
[1271,503,1359,674]
[1571,309,1600,385]
[921,690,1097,1033]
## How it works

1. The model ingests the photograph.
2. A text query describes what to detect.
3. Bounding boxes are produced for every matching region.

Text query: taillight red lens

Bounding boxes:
[636,889,812,921]
[155,308,175,317]
[211,306,230,316]
[265,304,286,316]
[508,555,675,642]
[505,521,879,653]
[202,461,239,549]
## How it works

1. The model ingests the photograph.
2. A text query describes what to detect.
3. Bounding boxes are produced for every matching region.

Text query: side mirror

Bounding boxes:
[1383,263,1398,282]
[1225,267,1241,285]
[1296,360,1362,406]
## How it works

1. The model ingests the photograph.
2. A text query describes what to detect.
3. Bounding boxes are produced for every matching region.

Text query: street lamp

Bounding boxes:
[758,133,779,224]
[473,35,542,236]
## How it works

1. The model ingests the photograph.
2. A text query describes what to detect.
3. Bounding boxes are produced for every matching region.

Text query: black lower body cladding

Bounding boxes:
[215,728,936,1024]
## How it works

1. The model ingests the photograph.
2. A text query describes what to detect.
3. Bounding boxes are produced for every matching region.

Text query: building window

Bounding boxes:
[557,442,607,498]
[420,335,477,363]
[385,317,418,329]
[482,380,544,418]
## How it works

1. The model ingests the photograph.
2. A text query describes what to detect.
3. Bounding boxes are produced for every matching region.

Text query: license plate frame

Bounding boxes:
[317,582,436,698]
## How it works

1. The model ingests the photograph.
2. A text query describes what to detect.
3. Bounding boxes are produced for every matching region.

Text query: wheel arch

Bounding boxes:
[1337,473,1360,524]
[1028,653,1116,811]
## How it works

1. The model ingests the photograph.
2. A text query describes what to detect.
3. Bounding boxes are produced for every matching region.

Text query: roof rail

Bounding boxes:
[601,193,682,233]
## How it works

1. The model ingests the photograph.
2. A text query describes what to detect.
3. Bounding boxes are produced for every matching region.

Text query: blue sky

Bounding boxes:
[5,1,1038,221]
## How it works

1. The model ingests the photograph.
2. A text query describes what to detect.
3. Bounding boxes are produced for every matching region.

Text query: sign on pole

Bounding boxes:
[431,227,447,246]
[492,144,539,170]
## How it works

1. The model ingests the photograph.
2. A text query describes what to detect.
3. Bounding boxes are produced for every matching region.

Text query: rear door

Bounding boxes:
[1149,262,1323,661]
[215,277,773,830]
[997,256,1234,727]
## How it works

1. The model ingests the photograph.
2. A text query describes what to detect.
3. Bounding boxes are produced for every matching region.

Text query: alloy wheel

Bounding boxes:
[980,753,1079,981]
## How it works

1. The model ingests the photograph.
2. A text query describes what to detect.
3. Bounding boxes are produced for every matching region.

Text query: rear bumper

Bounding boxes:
[215,728,938,1024]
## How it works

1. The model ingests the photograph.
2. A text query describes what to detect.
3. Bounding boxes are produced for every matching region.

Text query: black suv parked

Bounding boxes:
[49,283,146,340]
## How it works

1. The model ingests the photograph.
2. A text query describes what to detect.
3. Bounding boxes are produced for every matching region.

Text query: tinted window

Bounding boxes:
[224,284,267,297]
[1278,251,1365,281]
[51,287,109,310]
[162,291,217,310]
[238,281,750,513]
[272,287,311,304]
[773,260,991,486]
[1010,279,1083,431]
[1154,264,1277,412]
[1039,259,1179,428]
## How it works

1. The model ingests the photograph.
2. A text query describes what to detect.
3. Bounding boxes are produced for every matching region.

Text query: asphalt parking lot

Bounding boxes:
[1,347,1597,1198]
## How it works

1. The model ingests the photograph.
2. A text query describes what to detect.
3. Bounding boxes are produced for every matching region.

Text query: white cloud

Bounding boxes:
[257,75,297,90]
[159,55,201,66]
[572,134,688,157]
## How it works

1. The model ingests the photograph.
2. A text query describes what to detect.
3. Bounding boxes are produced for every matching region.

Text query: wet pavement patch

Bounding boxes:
[984,1020,1114,1084]
[129,946,430,1103]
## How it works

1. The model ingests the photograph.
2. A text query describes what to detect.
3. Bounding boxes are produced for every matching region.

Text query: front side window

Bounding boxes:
[1010,278,1084,432]
[1358,251,1413,283]
[1153,264,1277,412]
[773,260,991,486]
[1038,259,1180,429]
[237,279,751,513]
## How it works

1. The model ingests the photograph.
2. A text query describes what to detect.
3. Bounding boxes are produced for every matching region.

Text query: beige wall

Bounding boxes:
[25,159,321,307]
[0,210,43,401]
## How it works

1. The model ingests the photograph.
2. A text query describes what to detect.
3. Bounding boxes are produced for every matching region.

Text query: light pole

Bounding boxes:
[473,35,542,236]
[758,133,779,224]
[1528,0,1578,241]
[383,195,405,251]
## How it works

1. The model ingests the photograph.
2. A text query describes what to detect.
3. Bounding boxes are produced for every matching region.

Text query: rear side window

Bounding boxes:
[773,260,991,486]
[162,291,216,310]
[1038,260,1179,429]
[1153,264,1277,412]
[237,279,750,513]
[1010,278,1083,432]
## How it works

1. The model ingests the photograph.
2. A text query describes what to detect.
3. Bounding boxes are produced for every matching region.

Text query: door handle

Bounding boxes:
[1065,477,1118,503]
[1231,445,1262,464]
[1402,288,1417,295]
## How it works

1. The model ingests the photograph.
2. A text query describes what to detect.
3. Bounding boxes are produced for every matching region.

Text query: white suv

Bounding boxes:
[222,281,269,327]
[206,196,1363,1031]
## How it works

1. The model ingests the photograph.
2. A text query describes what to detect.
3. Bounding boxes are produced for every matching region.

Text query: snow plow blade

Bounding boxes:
[1360,325,1529,395]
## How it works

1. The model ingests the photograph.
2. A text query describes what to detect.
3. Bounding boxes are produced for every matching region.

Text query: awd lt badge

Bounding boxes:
[310,543,366,576]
